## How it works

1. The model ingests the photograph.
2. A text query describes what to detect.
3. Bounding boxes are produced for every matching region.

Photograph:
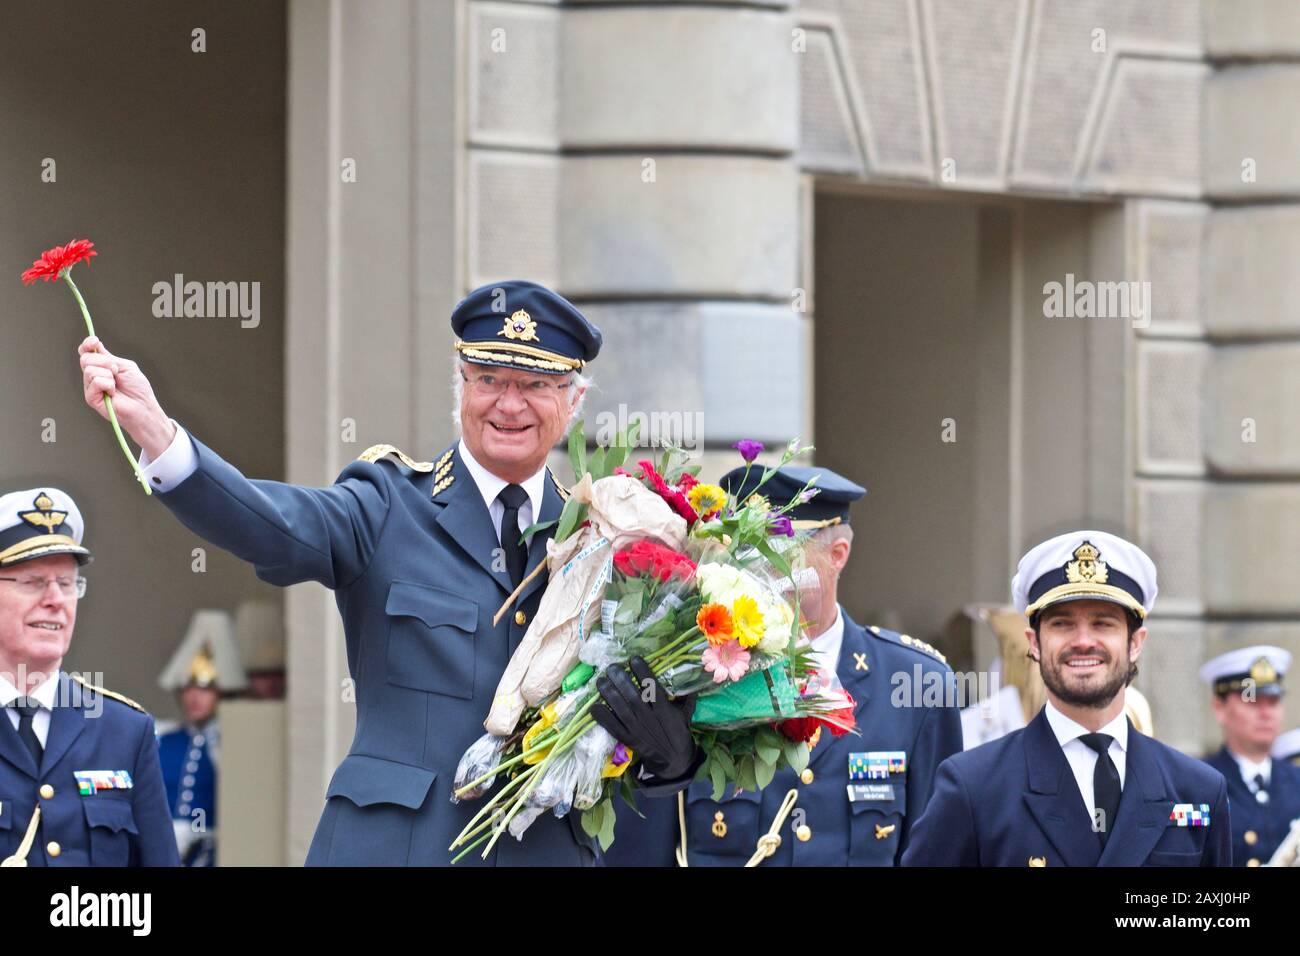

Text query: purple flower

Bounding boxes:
[768,515,795,537]
[732,439,765,463]
[798,488,820,504]
[611,742,631,766]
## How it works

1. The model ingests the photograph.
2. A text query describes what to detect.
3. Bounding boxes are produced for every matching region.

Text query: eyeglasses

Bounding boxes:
[460,370,573,400]
[0,575,88,599]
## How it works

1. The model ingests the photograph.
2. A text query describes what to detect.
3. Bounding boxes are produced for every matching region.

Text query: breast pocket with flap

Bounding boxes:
[385,581,479,699]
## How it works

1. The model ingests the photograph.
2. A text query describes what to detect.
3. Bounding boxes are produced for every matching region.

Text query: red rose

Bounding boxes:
[613,540,697,583]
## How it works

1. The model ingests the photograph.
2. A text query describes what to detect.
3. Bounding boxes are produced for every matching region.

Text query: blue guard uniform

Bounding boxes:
[156,719,217,865]
[1199,646,1300,867]
[606,466,964,866]
[155,617,248,867]
[903,531,1231,866]
[137,282,613,866]
[0,488,178,867]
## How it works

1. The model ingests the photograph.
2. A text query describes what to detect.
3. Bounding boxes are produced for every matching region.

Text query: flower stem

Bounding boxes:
[64,273,151,496]
[449,828,494,864]
[452,727,561,797]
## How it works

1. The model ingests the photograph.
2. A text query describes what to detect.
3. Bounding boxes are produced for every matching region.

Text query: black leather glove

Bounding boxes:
[592,656,698,780]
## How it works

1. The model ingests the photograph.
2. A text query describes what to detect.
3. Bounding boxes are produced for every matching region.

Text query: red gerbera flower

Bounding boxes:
[635,460,699,527]
[20,238,97,285]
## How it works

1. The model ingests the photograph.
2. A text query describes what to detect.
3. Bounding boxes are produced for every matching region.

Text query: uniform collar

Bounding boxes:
[0,668,59,710]
[457,439,546,522]
[1044,699,1129,754]
[1227,747,1271,788]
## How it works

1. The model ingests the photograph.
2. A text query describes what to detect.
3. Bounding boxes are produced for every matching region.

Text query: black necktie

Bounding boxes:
[10,698,44,767]
[496,484,529,586]
[1080,732,1120,845]
[1253,773,1269,804]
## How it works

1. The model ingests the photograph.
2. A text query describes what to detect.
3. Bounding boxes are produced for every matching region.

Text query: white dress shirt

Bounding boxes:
[0,670,59,747]
[1229,750,1272,792]
[139,422,547,547]
[1044,700,1129,823]
[456,440,545,546]
[808,604,845,691]
[138,419,199,491]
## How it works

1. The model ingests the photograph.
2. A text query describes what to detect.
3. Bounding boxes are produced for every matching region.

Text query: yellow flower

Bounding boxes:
[521,703,559,765]
[731,594,766,649]
[602,745,635,778]
[688,483,728,520]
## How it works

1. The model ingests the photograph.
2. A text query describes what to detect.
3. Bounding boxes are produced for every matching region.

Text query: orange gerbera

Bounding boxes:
[696,602,734,645]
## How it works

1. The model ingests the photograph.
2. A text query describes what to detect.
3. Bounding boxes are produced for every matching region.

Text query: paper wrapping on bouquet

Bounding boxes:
[484,473,688,735]
[691,663,799,726]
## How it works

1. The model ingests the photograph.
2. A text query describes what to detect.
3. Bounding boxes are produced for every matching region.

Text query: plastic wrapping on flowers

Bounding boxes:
[447,430,859,860]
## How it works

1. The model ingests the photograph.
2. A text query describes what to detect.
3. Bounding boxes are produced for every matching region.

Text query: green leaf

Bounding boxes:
[554,497,587,542]
[755,730,782,765]
[712,747,736,778]
[754,538,792,577]
[597,800,617,850]
[618,780,645,818]
[736,756,758,792]
[520,518,557,547]
[606,441,630,473]
[589,446,608,480]
[755,755,777,790]
[709,760,726,802]
[790,742,810,773]
[580,806,601,838]
[568,420,587,478]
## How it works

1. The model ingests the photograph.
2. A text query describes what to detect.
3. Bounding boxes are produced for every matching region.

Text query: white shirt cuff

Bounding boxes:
[138,421,198,492]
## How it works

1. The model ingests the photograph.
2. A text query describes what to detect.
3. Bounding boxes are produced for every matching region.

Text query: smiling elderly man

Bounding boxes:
[0,488,177,867]
[76,280,697,866]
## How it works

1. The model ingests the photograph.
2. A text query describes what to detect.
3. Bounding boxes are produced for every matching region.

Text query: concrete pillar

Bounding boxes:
[283,0,461,863]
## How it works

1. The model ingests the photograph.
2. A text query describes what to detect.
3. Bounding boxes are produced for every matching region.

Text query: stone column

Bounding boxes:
[283,0,461,863]
[466,0,804,452]
[1196,0,1300,752]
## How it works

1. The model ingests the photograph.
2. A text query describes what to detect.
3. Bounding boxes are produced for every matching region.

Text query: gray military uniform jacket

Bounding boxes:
[155,429,595,865]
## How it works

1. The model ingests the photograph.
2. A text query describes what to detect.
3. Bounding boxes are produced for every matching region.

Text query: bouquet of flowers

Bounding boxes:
[448,427,857,862]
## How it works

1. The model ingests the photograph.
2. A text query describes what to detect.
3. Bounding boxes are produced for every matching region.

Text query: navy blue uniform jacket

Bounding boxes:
[1204,746,1300,867]
[0,673,178,866]
[606,613,963,866]
[902,707,1232,866]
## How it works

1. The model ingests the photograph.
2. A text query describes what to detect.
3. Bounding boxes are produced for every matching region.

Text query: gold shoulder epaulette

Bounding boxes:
[69,673,145,712]
[898,633,948,665]
[549,470,570,501]
[357,444,434,473]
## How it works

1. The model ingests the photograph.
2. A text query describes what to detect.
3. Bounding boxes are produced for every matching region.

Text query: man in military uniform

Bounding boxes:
[605,466,963,866]
[1200,646,1300,867]
[903,531,1231,866]
[0,488,177,866]
[156,617,247,866]
[76,280,696,866]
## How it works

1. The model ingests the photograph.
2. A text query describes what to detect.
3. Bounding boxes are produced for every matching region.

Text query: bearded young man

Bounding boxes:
[902,531,1231,867]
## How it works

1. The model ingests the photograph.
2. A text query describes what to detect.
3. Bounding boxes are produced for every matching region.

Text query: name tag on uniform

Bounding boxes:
[74,770,133,795]
[1169,803,1211,827]
[847,783,896,803]
[848,751,907,781]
